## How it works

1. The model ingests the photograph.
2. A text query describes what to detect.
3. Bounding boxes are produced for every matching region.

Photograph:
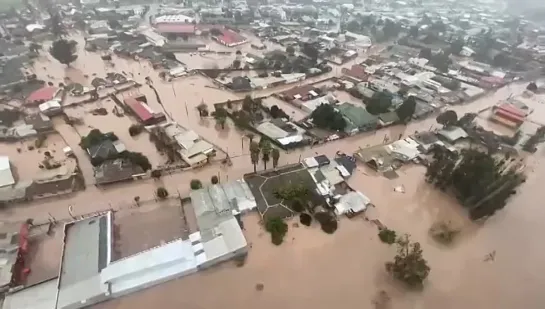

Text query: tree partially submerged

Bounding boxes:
[436,110,458,127]
[156,187,169,199]
[299,213,312,226]
[522,126,545,153]
[190,179,203,190]
[426,148,525,220]
[272,148,280,168]
[385,234,430,288]
[395,96,416,123]
[49,39,78,66]
[526,82,538,93]
[265,218,288,245]
[367,91,392,115]
[378,228,397,244]
[429,221,460,244]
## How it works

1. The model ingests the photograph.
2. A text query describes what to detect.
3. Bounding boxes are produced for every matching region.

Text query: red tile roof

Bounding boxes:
[495,108,524,123]
[498,103,527,117]
[342,64,369,81]
[124,97,153,123]
[26,87,58,104]
[214,29,246,45]
[154,23,196,34]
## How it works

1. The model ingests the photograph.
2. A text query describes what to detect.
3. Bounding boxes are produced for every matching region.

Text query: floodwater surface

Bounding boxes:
[4,34,545,309]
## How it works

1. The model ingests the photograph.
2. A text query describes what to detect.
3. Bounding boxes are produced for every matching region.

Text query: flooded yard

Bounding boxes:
[261,96,308,121]
[64,99,167,167]
[0,133,71,182]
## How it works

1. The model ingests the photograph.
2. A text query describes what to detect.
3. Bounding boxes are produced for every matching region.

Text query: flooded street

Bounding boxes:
[5,33,545,308]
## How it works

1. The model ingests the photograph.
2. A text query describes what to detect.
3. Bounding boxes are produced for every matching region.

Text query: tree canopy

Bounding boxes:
[311,104,347,131]
[367,91,392,115]
[450,38,464,55]
[49,39,78,66]
[526,82,538,92]
[419,48,432,60]
[385,235,430,288]
[396,96,416,123]
[265,218,288,245]
[426,148,525,219]
[436,110,458,127]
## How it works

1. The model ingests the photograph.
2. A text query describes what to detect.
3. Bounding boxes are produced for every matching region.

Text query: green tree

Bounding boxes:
[310,104,347,131]
[260,139,272,170]
[386,235,430,288]
[250,141,260,172]
[151,169,162,179]
[286,45,295,55]
[128,124,143,136]
[299,213,312,226]
[272,148,280,168]
[48,8,66,37]
[29,42,42,53]
[49,39,78,66]
[211,175,219,184]
[367,91,392,115]
[190,179,203,190]
[450,38,464,55]
[526,82,538,92]
[122,151,152,171]
[265,217,288,245]
[436,110,458,127]
[378,228,397,244]
[156,187,169,199]
[213,107,228,129]
[409,25,419,38]
[315,212,338,234]
[431,52,451,72]
[395,96,416,123]
[419,47,432,60]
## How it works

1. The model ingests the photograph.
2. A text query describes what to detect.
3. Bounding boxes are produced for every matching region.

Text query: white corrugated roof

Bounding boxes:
[0,156,14,188]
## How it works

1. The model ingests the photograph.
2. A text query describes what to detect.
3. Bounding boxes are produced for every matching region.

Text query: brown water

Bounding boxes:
[5,33,545,308]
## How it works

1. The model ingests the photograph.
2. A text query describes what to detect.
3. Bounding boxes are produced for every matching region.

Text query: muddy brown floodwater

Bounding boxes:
[5,34,545,308]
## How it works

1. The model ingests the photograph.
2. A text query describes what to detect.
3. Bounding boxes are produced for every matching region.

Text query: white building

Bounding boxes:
[140,29,167,47]
[0,156,15,188]
[3,180,255,309]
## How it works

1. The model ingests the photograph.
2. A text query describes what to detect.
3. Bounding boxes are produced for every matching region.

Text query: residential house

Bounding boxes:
[336,103,378,135]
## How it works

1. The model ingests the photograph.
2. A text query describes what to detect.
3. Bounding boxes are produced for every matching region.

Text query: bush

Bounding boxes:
[265,218,288,245]
[128,124,143,136]
[299,213,312,226]
[121,151,152,171]
[378,228,397,244]
[156,187,169,199]
[151,169,162,179]
[385,235,430,288]
[429,222,459,244]
[190,179,203,190]
[320,219,338,234]
[211,175,219,184]
[290,199,305,212]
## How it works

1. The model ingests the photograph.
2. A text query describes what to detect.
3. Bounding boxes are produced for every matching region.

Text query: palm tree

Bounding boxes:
[272,148,280,168]
[213,107,228,129]
[261,139,272,170]
[216,115,227,129]
[250,141,260,172]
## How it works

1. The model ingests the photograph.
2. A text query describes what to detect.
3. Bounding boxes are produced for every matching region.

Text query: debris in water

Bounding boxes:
[484,250,496,262]
[393,185,405,193]
[255,283,264,291]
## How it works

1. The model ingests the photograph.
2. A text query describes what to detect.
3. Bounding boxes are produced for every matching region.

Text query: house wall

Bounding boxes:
[197,247,248,270]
